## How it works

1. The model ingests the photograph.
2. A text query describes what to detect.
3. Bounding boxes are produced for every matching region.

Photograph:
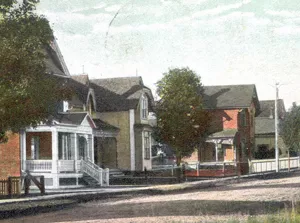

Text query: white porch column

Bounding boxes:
[74,133,79,172]
[91,135,94,163]
[214,140,218,162]
[51,129,59,188]
[85,134,90,161]
[129,109,135,171]
[20,130,27,171]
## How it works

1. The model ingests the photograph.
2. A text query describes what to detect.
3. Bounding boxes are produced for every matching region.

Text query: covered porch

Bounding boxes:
[200,129,238,162]
[20,113,102,188]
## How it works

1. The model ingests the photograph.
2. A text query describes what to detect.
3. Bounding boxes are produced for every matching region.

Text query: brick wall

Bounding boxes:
[26,132,52,159]
[0,132,21,180]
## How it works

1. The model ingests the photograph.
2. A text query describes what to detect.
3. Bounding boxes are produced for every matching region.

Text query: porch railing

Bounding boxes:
[26,160,52,172]
[58,160,75,172]
[81,159,109,186]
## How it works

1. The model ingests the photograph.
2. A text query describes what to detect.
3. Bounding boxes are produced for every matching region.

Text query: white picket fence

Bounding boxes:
[249,157,300,173]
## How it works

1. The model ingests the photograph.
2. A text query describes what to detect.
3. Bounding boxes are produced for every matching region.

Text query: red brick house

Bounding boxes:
[184,84,260,174]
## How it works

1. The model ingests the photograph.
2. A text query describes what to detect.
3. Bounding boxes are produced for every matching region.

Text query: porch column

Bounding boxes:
[51,129,59,188]
[91,134,94,163]
[74,133,79,172]
[214,140,218,162]
[85,134,90,161]
[20,130,27,171]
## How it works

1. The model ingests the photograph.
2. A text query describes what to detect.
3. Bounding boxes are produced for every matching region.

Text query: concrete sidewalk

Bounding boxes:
[0,170,299,220]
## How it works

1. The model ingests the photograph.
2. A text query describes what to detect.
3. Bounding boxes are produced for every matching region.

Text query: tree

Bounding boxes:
[154,67,211,166]
[0,0,70,141]
[281,102,300,155]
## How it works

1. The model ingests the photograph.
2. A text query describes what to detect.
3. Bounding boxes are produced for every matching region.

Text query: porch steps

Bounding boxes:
[82,174,100,187]
[109,169,125,178]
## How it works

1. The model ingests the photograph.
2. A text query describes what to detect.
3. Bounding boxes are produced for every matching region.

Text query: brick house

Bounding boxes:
[255,99,287,158]
[184,84,260,174]
[91,77,155,171]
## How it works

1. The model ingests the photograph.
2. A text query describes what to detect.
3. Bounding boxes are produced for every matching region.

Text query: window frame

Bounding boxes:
[144,131,151,160]
[141,94,148,120]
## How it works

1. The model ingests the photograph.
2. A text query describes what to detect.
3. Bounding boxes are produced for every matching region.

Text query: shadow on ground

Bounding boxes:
[6,197,296,222]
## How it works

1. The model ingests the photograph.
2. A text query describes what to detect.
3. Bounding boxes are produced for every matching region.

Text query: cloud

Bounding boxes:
[105,4,123,12]
[265,10,300,18]
[274,25,300,35]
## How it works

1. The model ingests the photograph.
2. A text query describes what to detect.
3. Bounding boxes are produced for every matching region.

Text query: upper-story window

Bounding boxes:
[239,109,247,127]
[141,94,148,119]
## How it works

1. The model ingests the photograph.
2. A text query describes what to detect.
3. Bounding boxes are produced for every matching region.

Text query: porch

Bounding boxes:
[19,113,111,188]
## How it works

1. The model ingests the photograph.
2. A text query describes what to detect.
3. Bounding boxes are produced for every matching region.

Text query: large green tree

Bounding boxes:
[281,102,300,154]
[0,0,70,141]
[154,67,211,165]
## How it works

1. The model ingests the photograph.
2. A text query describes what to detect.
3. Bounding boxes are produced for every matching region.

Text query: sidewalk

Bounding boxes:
[0,170,299,220]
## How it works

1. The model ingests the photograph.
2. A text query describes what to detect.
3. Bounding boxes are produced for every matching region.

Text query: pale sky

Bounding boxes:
[37,0,300,109]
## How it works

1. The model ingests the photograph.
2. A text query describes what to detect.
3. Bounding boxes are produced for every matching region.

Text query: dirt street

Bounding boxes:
[3,175,300,223]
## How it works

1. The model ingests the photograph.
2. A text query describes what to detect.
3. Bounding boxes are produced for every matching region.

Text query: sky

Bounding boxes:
[36,0,300,108]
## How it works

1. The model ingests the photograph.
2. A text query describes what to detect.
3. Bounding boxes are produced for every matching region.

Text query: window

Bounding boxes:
[144,131,151,159]
[141,94,148,119]
[31,136,40,160]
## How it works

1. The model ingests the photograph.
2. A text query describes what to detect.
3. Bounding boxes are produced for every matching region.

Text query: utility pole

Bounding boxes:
[275,82,279,172]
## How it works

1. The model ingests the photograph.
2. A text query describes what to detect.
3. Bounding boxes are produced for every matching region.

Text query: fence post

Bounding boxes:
[24,176,30,195]
[197,162,200,177]
[7,177,12,197]
[171,165,174,176]
[40,176,45,195]
[223,162,225,176]
[105,168,109,186]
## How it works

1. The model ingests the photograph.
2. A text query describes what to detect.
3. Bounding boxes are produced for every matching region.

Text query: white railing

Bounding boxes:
[249,157,300,173]
[58,160,75,172]
[26,160,52,172]
[81,159,109,186]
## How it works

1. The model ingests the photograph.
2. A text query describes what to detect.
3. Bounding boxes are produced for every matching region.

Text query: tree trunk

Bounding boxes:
[176,154,182,183]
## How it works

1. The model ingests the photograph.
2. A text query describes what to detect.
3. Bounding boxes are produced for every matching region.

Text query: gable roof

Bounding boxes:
[91,76,154,112]
[203,84,260,111]
[255,117,275,135]
[54,112,88,125]
[257,99,285,118]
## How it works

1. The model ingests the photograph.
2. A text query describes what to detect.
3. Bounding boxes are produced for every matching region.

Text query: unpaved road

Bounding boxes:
[3,174,300,223]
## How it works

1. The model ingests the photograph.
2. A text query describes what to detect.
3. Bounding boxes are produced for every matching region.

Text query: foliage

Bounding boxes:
[154,67,211,165]
[0,0,70,137]
[280,102,300,154]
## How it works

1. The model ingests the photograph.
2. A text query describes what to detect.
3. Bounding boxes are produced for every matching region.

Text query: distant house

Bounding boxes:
[91,77,155,171]
[254,99,287,158]
[184,84,260,174]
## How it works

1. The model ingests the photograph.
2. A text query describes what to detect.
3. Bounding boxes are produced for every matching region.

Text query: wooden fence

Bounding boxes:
[0,177,21,197]
[249,157,300,173]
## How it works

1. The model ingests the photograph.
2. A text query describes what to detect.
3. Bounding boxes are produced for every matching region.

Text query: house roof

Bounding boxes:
[255,117,275,135]
[93,118,119,131]
[257,99,285,118]
[208,129,238,139]
[69,76,90,106]
[203,84,260,111]
[44,40,70,77]
[90,76,154,112]
[55,112,88,125]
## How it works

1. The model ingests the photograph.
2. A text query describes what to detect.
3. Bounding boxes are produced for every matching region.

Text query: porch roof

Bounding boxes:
[93,119,119,131]
[208,129,237,139]
[55,112,87,125]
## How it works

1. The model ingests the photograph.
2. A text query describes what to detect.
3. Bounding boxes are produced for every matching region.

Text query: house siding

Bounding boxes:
[96,111,131,170]
[0,132,21,180]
